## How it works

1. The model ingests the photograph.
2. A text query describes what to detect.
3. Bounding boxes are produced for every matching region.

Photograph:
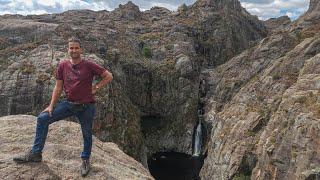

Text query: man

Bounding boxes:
[13,37,113,177]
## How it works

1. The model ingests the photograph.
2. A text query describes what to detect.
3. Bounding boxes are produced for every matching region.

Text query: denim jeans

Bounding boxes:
[32,100,95,159]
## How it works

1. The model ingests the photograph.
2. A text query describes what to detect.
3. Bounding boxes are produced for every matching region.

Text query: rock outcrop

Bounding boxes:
[200,0,320,179]
[0,115,154,179]
[193,0,243,11]
[264,16,291,33]
[112,1,142,21]
[306,0,320,17]
[189,0,267,66]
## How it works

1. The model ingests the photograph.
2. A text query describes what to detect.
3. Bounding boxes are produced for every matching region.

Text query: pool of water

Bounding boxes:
[148,152,205,180]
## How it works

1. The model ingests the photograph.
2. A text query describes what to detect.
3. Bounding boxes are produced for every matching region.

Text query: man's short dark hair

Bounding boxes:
[68,37,81,47]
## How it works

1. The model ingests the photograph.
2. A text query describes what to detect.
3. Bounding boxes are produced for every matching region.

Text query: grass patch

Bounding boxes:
[270,136,276,144]
[142,46,152,58]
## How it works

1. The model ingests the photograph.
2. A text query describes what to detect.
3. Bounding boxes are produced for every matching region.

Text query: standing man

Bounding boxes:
[13,37,113,177]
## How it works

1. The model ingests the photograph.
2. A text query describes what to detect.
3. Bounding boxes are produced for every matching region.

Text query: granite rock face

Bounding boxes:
[0,115,154,179]
[190,0,267,66]
[200,1,320,179]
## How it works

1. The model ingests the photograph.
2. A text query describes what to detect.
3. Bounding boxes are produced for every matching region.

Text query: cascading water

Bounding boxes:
[192,116,203,156]
[192,78,206,157]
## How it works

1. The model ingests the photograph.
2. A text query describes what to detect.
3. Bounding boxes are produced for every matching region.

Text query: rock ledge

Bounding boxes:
[0,115,154,179]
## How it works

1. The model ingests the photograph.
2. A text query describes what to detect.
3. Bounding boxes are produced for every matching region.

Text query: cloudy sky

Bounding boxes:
[0,0,310,20]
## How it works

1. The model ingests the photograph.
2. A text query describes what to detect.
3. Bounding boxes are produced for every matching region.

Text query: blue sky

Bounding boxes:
[0,0,310,20]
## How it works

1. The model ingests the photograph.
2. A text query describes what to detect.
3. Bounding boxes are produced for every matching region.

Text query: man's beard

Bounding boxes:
[70,53,80,58]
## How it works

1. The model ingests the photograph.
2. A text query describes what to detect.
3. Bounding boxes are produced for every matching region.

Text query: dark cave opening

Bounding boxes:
[140,115,165,138]
[141,115,163,129]
[148,152,206,180]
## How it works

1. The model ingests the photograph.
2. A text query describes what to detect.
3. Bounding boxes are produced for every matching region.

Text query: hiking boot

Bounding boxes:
[81,159,90,177]
[13,150,42,163]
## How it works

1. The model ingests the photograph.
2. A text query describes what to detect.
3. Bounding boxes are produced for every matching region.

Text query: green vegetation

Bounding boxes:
[244,130,256,137]
[294,24,320,44]
[0,41,40,58]
[255,106,271,131]
[142,46,152,58]
[233,173,251,180]
[0,58,10,72]
[295,96,307,104]
[202,38,214,49]
[36,73,51,84]
[45,65,56,76]
[20,61,36,74]
[164,58,175,67]
[165,44,174,50]
[272,73,281,80]
[270,136,276,144]
[282,120,289,128]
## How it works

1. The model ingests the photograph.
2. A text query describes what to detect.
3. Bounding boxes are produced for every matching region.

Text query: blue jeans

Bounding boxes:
[32,100,95,159]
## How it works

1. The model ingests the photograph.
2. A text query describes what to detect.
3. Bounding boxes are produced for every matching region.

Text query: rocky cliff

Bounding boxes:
[1,0,319,179]
[0,115,153,179]
[0,0,267,166]
[264,16,291,33]
[200,0,320,179]
[190,0,267,66]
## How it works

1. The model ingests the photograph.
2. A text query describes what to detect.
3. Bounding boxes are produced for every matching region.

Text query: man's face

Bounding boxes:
[68,42,82,59]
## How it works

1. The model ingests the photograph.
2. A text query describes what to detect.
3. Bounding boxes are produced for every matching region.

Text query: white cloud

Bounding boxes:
[60,0,91,11]
[22,0,33,8]
[90,2,112,11]
[240,0,309,20]
[241,0,274,4]
[0,10,11,15]
[38,0,56,7]
[273,0,308,9]
[148,2,178,11]
[17,9,49,15]
[286,11,294,18]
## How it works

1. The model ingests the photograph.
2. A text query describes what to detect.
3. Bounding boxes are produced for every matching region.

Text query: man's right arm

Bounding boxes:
[42,80,63,116]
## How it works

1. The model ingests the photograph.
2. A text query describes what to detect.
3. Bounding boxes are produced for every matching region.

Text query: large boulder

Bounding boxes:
[0,115,154,179]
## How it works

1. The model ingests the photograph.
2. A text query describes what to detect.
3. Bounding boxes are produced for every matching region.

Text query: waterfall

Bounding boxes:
[192,117,202,157]
[192,77,206,157]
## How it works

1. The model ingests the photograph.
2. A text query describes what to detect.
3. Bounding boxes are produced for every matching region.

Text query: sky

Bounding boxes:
[0,0,310,20]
